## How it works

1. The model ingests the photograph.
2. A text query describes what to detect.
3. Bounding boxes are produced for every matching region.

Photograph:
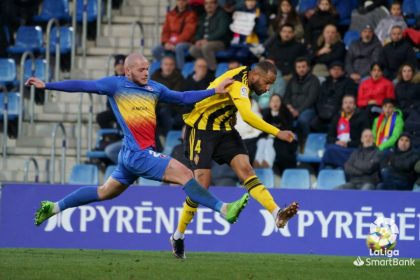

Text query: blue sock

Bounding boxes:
[182,179,223,212]
[58,186,100,211]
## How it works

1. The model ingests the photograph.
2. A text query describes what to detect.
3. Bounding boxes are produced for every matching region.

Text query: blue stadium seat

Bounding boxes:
[149,60,161,76]
[281,169,311,189]
[33,0,71,22]
[23,59,48,81]
[76,0,99,22]
[0,92,20,121]
[413,184,420,192]
[104,165,117,182]
[297,0,317,13]
[255,168,274,188]
[69,164,99,185]
[86,129,122,159]
[403,0,420,16]
[297,133,327,163]
[344,30,360,50]
[163,130,182,155]
[182,62,195,78]
[138,177,162,186]
[333,0,354,26]
[215,48,235,60]
[317,169,346,190]
[0,59,17,86]
[41,27,73,54]
[7,26,43,54]
[216,63,229,78]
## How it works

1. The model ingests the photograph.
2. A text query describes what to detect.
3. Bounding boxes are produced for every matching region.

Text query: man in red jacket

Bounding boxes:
[152,0,198,69]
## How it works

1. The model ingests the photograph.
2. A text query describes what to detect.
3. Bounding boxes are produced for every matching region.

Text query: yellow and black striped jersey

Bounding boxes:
[183,66,280,136]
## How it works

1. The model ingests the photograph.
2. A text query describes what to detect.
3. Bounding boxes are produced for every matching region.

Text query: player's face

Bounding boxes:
[126,59,149,85]
[361,130,374,147]
[250,71,276,95]
[398,136,410,152]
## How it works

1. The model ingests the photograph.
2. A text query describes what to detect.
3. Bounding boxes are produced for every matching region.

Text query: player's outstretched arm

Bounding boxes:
[159,78,233,105]
[25,76,117,95]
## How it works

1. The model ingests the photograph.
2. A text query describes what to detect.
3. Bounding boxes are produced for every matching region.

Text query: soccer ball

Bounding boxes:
[366,217,398,252]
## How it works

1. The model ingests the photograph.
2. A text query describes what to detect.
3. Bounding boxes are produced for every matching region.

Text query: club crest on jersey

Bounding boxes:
[240,86,248,98]
[145,85,153,91]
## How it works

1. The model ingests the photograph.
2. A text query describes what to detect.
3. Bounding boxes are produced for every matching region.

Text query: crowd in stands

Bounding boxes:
[1,0,420,190]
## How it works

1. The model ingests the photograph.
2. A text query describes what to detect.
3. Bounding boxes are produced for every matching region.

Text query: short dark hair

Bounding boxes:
[382,98,396,106]
[255,60,277,76]
[370,62,383,71]
[279,23,295,32]
[294,56,310,66]
[342,93,356,102]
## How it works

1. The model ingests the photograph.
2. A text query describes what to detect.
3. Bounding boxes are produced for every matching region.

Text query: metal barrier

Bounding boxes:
[81,0,88,69]
[106,54,115,76]
[45,18,61,82]
[130,21,145,53]
[18,51,35,136]
[23,157,40,183]
[1,85,8,167]
[76,93,93,164]
[50,123,67,184]
[71,0,77,72]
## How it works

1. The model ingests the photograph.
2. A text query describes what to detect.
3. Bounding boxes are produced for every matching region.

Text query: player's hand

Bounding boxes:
[276,130,295,143]
[25,77,45,89]
[214,78,234,94]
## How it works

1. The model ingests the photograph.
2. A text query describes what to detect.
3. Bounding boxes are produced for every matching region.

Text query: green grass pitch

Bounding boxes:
[0,249,418,280]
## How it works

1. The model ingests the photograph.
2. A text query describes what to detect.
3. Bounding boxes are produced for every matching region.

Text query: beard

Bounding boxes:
[249,82,266,96]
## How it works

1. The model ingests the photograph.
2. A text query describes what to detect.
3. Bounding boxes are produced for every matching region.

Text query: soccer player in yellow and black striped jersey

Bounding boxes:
[169,60,299,259]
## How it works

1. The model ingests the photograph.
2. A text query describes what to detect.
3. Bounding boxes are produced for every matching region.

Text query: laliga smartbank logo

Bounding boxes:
[353,217,415,267]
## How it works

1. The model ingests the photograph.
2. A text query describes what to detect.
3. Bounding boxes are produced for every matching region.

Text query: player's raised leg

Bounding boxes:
[230,154,299,228]
[163,158,249,222]
[35,177,129,226]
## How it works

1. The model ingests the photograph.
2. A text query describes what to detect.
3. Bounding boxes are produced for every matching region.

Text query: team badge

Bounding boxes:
[145,85,153,91]
[240,86,248,98]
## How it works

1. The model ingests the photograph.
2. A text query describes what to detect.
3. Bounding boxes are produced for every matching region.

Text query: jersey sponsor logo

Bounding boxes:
[132,106,148,111]
[240,86,248,98]
[148,150,168,158]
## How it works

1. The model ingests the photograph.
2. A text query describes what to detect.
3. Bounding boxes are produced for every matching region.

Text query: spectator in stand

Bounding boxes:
[152,56,185,144]
[96,54,126,129]
[349,0,389,32]
[152,0,198,69]
[336,129,381,190]
[311,24,345,77]
[404,104,420,151]
[304,0,339,48]
[378,132,419,190]
[182,58,214,91]
[189,0,230,71]
[395,64,420,119]
[357,62,395,122]
[345,25,382,84]
[260,94,297,173]
[379,25,417,80]
[375,1,407,45]
[284,57,320,142]
[311,61,357,133]
[271,0,304,41]
[265,23,307,81]
[321,94,370,169]
[372,98,404,151]
[230,0,268,46]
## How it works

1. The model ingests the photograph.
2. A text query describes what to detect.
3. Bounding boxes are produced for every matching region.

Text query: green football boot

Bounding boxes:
[34,201,55,226]
[224,193,249,224]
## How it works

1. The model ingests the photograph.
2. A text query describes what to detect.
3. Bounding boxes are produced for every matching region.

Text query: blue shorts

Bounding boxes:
[111,145,171,186]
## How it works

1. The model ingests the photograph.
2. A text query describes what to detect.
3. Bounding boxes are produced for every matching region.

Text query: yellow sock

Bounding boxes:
[244,175,279,213]
[176,197,198,234]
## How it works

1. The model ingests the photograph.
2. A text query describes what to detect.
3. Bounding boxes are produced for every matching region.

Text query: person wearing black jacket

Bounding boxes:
[311,61,357,132]
[378,132,420,190]
[395,64,420,119]
[265,23,307,79]
[321,94,370,168]
[380,26,417,80]
[336,129,381,190]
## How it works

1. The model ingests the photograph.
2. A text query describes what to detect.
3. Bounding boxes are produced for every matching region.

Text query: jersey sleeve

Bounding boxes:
[157,82,215,104]
[229,81,280,136]
[45,76,119,96]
